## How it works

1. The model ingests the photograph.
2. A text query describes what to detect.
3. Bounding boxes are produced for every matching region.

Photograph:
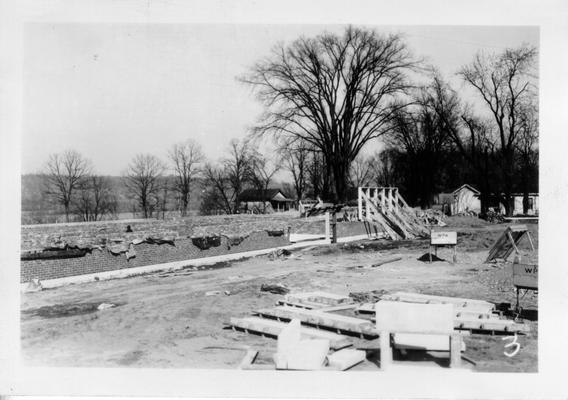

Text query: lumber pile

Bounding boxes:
[226,290,531,370]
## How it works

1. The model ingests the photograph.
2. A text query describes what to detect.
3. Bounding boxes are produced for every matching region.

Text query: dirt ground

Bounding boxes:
[20,218,538,372]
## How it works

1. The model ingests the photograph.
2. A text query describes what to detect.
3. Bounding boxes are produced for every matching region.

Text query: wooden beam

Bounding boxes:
[254,306,378,338]
[229,317,352,350]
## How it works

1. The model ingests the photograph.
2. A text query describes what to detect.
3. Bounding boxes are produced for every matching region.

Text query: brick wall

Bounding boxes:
[21,230,289,283]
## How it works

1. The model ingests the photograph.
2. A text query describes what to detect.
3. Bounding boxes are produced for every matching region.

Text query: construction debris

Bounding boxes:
[268,248,292,260]
[327,348,366,370]
[24,278,43,293]
[97,303,116,311]
[260,283,290,295]
[349,290,388,304]
[370,256,402,267]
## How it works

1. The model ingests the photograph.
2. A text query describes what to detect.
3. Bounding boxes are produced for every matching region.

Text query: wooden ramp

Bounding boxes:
[485,225,535,263]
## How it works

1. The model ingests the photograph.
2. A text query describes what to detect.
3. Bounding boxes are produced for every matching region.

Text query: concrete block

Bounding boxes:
[327,349,366,370]
[284,339,330,370]
[277,319,301,354]
[375,301,454,334]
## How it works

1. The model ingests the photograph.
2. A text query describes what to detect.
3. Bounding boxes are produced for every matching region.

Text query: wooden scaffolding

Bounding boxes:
[357,187,429,240]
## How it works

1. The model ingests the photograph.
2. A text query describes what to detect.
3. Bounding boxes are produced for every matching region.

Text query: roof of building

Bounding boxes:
[453,184,480,195]
[239,188,292,202]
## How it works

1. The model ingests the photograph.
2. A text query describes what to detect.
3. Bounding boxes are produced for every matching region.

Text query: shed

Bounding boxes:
[452,184,481,215]
[435,184,481,216]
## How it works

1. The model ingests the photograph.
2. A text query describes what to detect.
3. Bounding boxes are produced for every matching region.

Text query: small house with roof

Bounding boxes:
[238,188,295,213]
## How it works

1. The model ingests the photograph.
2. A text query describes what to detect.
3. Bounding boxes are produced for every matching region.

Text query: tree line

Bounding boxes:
[33,26,538,222]
[243,26,538,215]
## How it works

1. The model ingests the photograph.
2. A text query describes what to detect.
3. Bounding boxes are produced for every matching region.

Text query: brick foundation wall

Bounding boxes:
[21,231,288,283]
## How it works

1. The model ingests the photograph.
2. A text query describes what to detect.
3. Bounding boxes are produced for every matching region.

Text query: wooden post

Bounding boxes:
[358,187,363,221]
[380,331,392,370]
[325,212,330,242]
[526,231,535,251]
[331,211,337,244]
[449,333,462,368]
[381,188,386,209]
[393,188,399,210]
[388,188,394,211]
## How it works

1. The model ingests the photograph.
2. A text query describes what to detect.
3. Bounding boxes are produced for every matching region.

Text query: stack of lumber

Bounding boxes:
[227,290,531,367]
[357,292,529,333]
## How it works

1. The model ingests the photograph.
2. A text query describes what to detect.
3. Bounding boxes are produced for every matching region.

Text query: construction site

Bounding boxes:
[20,187,538,372]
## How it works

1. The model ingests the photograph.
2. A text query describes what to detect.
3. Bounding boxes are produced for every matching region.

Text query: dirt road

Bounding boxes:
[20,221,538,372]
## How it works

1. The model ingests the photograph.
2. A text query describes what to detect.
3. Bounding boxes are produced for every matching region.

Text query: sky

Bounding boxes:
[22,24,539,175]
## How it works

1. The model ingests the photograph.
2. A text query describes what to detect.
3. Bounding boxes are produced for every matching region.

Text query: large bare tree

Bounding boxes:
[459,45,537,215]
[169,139,204,216]
[124,154,165,218]
[243,26,417,202]
[45,149,92,222]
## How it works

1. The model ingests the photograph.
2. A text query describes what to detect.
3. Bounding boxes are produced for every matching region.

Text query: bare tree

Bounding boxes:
[124,154,165,218]
[45,149,92,222]
[281,139,310,203]
[74,175,117,221]
[305,148,326,199]
[249,151,281,213]
[200,139,254,214]
[516,101,539,214]
[224,139,254,213]
[349,155,374,189]
[370,149,399,187]
[385,79,456,207]
[169,139,204,216]
[459,45,537,215]
[201,163,234,215]
[243,26,417,202]
[424,75,500,212]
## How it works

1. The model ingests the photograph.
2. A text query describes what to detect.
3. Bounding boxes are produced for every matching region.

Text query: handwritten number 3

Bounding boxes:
[502,333,520,357]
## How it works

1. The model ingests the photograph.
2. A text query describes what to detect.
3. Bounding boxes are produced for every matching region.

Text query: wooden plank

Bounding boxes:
[327,349,366,371]
[229,317,352,350]
[237,350,259,370]
[357,302,497,320]
[381,292,495,311]
[285,292,354,307]
[366,314,529,334]
[254,306,378,337]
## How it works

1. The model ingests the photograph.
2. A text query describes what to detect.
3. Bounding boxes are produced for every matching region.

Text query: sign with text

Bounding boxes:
[430,231,457,245]
[512,263,538,289]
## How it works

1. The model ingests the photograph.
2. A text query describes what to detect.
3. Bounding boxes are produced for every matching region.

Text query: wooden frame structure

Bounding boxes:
[485,224,535,263]
[357,187,429,240]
